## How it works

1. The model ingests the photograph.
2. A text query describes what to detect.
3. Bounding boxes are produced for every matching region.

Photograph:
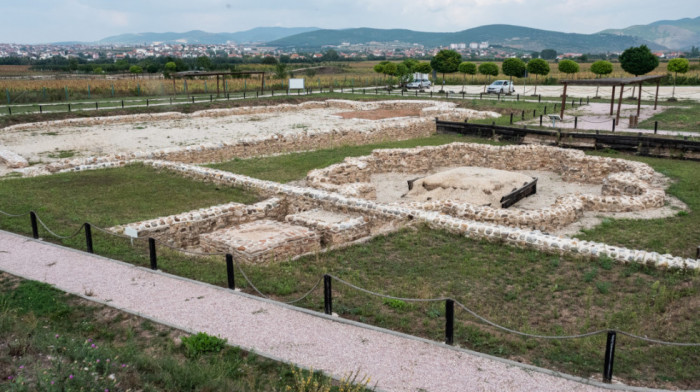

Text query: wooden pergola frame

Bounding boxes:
[559,75,664,125]
[170,70,267,96]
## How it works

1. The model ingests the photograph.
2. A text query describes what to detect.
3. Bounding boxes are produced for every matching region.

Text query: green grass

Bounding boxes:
[0,274,369,391]
[577,152,700,258]
[637,102,700,133]
[209,133,497,183]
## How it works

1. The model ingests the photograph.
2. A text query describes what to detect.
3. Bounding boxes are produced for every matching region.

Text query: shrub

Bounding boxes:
[181,332,227,358]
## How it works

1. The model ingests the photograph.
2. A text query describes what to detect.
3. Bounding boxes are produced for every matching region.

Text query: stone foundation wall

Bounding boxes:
[109,198,284,247]
[13,100,496,177]
[62,159,696,269]
[306,143,665,231]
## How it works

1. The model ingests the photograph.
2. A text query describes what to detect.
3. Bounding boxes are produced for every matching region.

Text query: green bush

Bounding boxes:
[181,332,227,358]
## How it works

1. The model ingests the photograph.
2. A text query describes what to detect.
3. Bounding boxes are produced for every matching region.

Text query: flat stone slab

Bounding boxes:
[200,219,320,264]
[285,209,369,246]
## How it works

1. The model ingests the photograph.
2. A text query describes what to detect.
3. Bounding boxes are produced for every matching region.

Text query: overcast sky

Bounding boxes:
[1,0,698,44]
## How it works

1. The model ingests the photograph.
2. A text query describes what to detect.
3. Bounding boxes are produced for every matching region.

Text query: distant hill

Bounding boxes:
[96,27,320,45]
[269,25,665,53]
[599,17,700,50]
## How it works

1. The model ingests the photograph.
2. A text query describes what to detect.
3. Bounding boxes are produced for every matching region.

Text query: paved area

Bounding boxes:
[0,230,662,392]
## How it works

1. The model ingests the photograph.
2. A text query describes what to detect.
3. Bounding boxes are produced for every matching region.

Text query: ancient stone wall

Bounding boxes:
[109,198,284,248]
[306,143,665,231]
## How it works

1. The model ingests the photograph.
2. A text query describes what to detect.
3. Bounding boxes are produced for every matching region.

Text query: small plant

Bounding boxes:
[595,281,611,294]
[382,298,411,312]
[583,268,598,283]
[181,332,227,358]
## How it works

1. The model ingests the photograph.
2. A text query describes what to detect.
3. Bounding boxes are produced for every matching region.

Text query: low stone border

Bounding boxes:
[306,143,665,231]
[134,160,696,270]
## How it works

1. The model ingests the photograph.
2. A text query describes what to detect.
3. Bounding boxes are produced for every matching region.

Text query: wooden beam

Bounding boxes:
[560,83,567,120]
[610,85,615,115]
[616,84,624,126]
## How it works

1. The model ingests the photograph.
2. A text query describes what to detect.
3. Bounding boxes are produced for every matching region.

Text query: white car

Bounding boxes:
[487,80,514,94]
[406,79,431,89]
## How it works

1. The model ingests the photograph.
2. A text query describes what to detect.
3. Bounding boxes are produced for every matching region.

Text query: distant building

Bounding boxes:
[450,43,466,50]
[469,42,479,50]
[479,41,489,49]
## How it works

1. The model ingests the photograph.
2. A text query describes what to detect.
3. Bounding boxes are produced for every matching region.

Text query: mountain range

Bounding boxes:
[87,17,700,53]
[97,27,320,45]
[268,25,664,53]
[599,16,700,50]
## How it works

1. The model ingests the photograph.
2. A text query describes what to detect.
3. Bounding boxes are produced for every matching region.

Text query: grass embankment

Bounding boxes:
[0,274,368,391]
[1,134,698,388]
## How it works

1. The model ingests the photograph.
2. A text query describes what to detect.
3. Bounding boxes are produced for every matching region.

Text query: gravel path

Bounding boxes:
[0,230,660,392]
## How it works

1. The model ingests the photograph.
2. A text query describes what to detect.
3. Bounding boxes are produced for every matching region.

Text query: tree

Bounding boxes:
[164,61,177,78]
[590,60,613,97]
[558,59,579,79]
[430,49,461,90]
[129,65,143,77]
[478,62,499,87]
[667,58,690,99]
[619,45,659,76]
[457,62,477,91]
[382,62,397,79]
[274,62,287,79]
[93,67,104,75]
[394,63,413,89]
[502,57,526,82]
[195,55,213,70]
[402,58,419,72]
[414,62,432,75]
[619,45,658,97]
[373,61,391,80]
[540,49,557,60]
[322,49,340,62]
[261,56,278,65]
[526,58,550,95]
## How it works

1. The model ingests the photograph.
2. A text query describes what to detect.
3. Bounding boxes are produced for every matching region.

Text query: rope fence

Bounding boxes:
[1,208,698,384]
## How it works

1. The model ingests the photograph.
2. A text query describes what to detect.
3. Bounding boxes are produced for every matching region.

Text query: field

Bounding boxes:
[2,60,699,104]
[1,112,698,391]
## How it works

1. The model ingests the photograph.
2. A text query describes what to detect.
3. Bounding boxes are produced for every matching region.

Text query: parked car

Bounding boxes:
[487,80,514,94]
[406,79,431,89]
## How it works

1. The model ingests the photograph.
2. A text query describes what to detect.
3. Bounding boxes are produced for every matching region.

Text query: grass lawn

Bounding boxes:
[0,273,368,391]
[637,102,700,133]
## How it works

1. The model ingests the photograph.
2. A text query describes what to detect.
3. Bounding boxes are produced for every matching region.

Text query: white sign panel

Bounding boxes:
[289,78,305,90]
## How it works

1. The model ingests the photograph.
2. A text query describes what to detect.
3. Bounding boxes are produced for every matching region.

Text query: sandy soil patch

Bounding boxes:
[335,108,421,120]
[403,167,534,206]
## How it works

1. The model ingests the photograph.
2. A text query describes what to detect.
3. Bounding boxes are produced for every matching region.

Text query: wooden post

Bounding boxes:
[216,75,220,97]
[654,80,660,110]
[610,85,615,115]
[636,82,642,118]
[559,83,567,120]
[616,84,624,126]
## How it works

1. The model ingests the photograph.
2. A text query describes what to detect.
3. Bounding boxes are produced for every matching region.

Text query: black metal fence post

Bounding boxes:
[30,211,39,239]
[68,103,71,112]
[603,330,617,383]
[612,119,616,132]
[39,105,42,113]
[575,116,578,129]
[191,96,195,104]
[146,98,149,107]
[521,110,525,120]
[509,113,513,124]
[7,106,10,115]
[654,121,658,134]
[121,100,124,108]
[84,223,93,254]
[226,253,235,290]
[445,299,454,345]
[149,238,157,270]
[323,274,332,315]
[95,102,98,110]
[540,115,543,126]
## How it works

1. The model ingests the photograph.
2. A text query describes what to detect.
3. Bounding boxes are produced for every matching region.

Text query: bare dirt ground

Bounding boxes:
[369,167,685,236]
